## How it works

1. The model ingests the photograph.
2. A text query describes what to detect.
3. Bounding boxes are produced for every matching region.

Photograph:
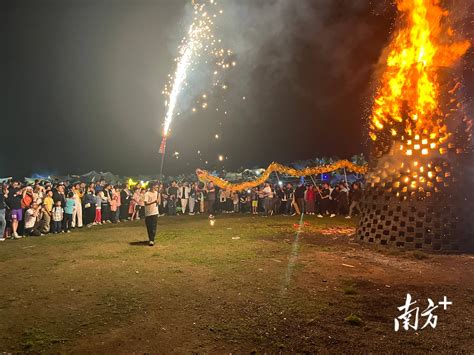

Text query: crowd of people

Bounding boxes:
[0,177,363,241]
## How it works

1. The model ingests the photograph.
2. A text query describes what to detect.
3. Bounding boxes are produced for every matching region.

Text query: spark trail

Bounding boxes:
[162,0,234,137]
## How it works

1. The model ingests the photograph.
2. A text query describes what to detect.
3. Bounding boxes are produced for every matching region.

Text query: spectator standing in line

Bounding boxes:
[51,200,64,233]
[42,190,54,233]
[232,190,240,213]
[0,184,8,241]
[262,183,274,216]
[110,186,119,223]
[71,183,83,228]
[6,181,23,239]
[120,185,131,220]
[305,184,316,215]
[178,182,190,215]
[94,190,105,225]
[294,181,306,215]
[188,183,197,215]
[83,186,96,227]
[64,191,76,233]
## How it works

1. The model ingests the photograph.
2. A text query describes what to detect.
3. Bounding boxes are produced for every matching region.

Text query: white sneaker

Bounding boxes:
[149,241,155,246]
[317,214,323,218]
[330,214,336,218]
[345,216,352,219]
[0,238,5,242]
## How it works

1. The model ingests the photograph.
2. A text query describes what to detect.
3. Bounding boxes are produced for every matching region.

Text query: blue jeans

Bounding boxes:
[52,220,62,233]
[0,209,6,238]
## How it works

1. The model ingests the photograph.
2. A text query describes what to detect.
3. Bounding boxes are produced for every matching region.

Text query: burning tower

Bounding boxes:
[357,0,473,252]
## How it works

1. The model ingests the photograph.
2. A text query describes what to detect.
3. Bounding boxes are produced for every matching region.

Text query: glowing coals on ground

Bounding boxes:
[162,0,234,137]
[368,0,470,199]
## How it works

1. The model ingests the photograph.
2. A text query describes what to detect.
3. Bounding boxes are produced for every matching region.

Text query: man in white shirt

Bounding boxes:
[144,183,159,246]
[262,183,274,216]
[177,182,190,214]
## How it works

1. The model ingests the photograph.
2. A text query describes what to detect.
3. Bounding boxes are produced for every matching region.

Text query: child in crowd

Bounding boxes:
[94,190,103,225]
[64,191,75,233]
[251,188,258,215]
[130,188,140,220]
[110,187,119,223]
[232,191,239,213]
[51,200,64,233]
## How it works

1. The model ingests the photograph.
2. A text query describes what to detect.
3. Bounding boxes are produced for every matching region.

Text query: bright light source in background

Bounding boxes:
[215,134,219,139]
[218,155,224,161]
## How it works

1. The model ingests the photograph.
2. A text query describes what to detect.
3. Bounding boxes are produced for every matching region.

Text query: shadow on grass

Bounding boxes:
[129,241,150,246]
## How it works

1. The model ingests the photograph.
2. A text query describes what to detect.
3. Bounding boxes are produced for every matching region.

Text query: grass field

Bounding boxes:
[0,214,472,353]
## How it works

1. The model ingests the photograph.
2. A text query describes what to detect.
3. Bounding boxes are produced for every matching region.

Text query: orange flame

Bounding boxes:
[369,0,470,156]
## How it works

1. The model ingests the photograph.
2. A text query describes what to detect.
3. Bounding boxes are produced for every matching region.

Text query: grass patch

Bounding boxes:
[343,285,358,295]
[0,214,360,352]
[412,250,430,260]
[20,328,68,351]
[344,314,363,326]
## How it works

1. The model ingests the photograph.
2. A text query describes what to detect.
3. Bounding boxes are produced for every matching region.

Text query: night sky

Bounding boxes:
[3,0,457,178]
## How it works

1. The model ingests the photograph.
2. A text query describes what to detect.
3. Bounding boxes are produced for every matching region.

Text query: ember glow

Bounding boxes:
[368,0,470,198]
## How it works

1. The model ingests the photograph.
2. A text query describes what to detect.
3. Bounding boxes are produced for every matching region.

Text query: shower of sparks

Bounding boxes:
[162,0,235,137]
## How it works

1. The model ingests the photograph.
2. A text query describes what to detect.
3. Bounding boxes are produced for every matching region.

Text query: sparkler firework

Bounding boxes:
[162,0,234,138]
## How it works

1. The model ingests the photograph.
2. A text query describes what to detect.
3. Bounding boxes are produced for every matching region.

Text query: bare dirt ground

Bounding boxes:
[0,214,472,353]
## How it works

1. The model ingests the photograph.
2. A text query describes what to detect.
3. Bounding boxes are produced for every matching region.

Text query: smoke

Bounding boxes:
[216,0,394,112]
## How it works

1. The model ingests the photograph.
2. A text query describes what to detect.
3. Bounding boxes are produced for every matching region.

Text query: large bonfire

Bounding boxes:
[357,0,472,252]
[367,0,471,200]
